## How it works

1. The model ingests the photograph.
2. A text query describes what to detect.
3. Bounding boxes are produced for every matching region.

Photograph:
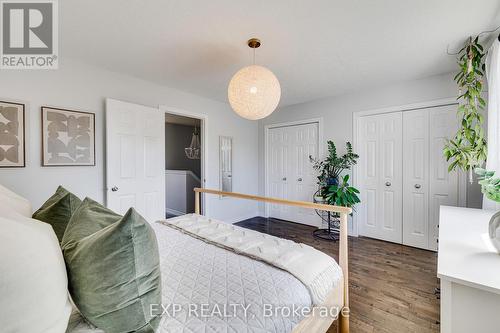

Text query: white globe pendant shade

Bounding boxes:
[228,64,281,120]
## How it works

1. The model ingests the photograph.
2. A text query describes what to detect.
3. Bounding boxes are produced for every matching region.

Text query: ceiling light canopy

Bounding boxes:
[228,38,281,120]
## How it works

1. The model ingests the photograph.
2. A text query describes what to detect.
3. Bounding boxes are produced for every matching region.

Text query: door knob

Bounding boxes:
[414,184,421,189]
[385,181,391,187]
[111,186,119,192]
[282,177,287,181]
[297,178,303,182]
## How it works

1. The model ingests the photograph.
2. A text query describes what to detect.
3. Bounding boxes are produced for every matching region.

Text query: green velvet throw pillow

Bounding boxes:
[32,186,82,242]
[61,198,162,333]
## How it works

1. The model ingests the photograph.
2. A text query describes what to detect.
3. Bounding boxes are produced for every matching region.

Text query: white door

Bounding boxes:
[267,122,320,226]
[106,99,165,223]
[403,109,430,248]
[358,115,379,238]
[358,112,403,243]
[358,105,460,250]
[289,123,320,226]
[268,126,293,221]
[428,105,460,251]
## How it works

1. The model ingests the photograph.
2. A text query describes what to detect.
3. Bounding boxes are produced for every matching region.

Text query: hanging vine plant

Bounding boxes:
[443,36,488,182]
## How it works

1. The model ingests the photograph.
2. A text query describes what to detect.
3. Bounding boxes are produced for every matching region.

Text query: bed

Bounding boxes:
[66,188,351,333]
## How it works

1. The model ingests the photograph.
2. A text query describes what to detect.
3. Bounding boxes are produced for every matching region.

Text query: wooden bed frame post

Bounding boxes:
[193,188,350,333]
[338,212,349,333]
[195,190,200,214]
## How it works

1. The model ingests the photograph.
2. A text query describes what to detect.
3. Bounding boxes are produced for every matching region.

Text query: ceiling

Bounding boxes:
[61,0,500,107]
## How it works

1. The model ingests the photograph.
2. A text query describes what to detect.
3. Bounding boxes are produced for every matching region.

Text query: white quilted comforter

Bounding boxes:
[162,214,343,305]
[67,217,336,333]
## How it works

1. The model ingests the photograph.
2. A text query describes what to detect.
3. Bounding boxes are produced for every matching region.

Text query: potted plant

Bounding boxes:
[310,141,359,199]
[324,174,360,211]
[310,141,361,240]
[313,173,360,241]
[475,168,500,253]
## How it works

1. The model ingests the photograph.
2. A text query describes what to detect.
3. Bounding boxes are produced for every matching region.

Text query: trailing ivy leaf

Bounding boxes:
[443,35,487,177]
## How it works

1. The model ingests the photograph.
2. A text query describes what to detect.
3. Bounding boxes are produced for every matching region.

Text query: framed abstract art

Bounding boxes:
[0,101,25,168]
[41,107,95,166]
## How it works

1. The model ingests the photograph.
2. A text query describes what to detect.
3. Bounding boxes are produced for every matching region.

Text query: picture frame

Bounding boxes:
[41,106,95,166]
[0,100,25,168]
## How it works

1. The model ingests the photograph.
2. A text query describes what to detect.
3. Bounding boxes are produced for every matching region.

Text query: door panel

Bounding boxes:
[119,195,136,213]
[378,112,403,243]
[106,99,165,223]
[119,135,136,178]
[428,105,459,250]
[358,106,460,250]
[267,123,320,226]
[382,191,395,229]
[358,112,403,242]
[383,141,395,178]
[290,123,320,226]
[268,127,292,221]
[365,189,377,227]
[403,109,429,249]
[358,116,380,238]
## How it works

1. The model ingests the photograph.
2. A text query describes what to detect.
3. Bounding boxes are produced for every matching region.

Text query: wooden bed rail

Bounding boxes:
[193,188,352,214]
[193,188,350,333]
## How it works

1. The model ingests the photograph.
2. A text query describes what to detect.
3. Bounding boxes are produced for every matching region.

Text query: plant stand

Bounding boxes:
[312,200,340,242]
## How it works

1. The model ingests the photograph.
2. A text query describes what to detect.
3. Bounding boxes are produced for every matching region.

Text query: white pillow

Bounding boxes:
[0,214,72,333]
[0,183,32,217]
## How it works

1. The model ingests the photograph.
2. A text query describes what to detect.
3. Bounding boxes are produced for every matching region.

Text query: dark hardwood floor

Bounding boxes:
[235,217,440,333]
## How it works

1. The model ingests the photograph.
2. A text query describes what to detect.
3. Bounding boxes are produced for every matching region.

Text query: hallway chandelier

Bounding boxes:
[185,127,200,160]
[228,38,281,120]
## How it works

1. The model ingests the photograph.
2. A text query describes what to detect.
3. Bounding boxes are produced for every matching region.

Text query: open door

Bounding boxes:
[105,98,165,222]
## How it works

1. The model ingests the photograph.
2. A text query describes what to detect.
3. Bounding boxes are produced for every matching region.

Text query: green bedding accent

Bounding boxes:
[32,186,82,242]
[61,198,162,333]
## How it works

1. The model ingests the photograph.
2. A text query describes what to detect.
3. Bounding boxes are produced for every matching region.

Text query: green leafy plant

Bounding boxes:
[324,174,360,211]
[309,141,359,188]
[475,168,500,202]
[444,36,487,182]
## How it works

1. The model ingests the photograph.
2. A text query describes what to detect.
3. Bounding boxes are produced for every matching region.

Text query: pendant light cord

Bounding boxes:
[253,47,256,65]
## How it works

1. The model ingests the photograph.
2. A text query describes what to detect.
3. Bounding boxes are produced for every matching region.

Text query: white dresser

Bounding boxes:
[438,206,500,333]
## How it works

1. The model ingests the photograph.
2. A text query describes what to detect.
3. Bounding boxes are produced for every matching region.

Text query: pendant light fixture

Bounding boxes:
[184,127,200,160]
[228,38,281,120]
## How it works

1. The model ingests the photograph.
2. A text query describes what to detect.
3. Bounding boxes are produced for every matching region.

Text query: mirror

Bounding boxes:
[220,136,233,193]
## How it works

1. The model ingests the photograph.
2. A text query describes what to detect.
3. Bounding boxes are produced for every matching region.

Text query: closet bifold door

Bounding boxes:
[402,109,430,249]
[428,105,460,251]
[268,126,292,222]
[377,113,403,243]
[267,123,320,226]
[358,112,403,243]
[289,123,320,227]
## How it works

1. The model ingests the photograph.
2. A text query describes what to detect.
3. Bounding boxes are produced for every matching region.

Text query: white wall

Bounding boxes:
[0,59,259,222]
[258,72,483,212]
[165,170,200,215]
